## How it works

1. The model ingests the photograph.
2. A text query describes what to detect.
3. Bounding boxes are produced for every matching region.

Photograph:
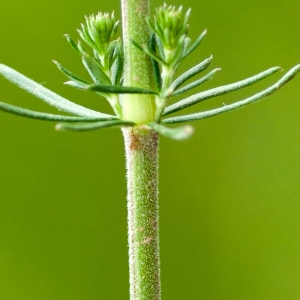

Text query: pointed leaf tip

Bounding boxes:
[148,122,194,140]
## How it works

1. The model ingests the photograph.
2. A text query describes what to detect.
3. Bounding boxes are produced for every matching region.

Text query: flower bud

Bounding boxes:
[78,12,119,56]
[150,4,190,51]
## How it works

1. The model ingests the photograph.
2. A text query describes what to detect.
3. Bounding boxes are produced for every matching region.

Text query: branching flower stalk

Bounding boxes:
[0,1,299,299]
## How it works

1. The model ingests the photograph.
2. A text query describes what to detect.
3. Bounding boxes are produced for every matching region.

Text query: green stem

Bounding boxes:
[121,0,156,124]
[121,1,161,298]
[123,127,161,300]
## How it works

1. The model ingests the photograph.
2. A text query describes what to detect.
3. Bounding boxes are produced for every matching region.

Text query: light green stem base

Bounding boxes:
[123,126,161,300]
[121,0,156,124]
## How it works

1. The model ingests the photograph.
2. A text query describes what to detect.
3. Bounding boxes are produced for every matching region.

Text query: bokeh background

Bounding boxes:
[0,0,299,299]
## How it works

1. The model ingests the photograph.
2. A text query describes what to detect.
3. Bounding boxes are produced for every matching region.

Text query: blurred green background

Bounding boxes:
[0,0,299,299]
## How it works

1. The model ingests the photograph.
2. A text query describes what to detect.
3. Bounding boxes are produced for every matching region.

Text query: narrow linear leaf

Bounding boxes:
[151,23,165,43]
[53,60,89,85]
[77,28,95,50]
[77,40,88,56]
[162,64,300,124]
[131,40,167,66]
[148,122,194,140]
[106,41,118,70]
[64,80,89,90]
[183,36,191,54]
[111,43,123,85]
[164,66,282,115]
[93,49,101,64]
[171,56,213,90]
[65,81,108,99]
[143,47,167,66]
[172,68,221,96]
[150,34,162,90]
[87,84,158,95]
[155,36,165,60]
[87,23,103,52]
[0,101,113,122]
[64,34,81,54]
[179,29,207,62]
[169,35,186,66]
[131,39,144,51]
[56,120,135,131]
[152,58,162,91]
[0,64,104,118]
[82,54,111,85]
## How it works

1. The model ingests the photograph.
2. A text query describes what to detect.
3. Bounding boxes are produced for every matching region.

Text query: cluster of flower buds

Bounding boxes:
[78,12,120,68]
[53,12,124,117]
[132,4,209,119]
[148,4,190,66]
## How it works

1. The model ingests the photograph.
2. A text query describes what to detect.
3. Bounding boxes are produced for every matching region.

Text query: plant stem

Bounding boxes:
[123,127,161,300]
[121,0,161,298]
[121,0,156,124]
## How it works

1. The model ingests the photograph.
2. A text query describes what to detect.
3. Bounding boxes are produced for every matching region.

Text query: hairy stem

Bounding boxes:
[121,0,156,124]
[123,127,161,300]
[121,0,161,298]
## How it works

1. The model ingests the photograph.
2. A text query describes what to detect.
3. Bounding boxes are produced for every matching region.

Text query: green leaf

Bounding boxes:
[169,34,186,66]
[0,64,103,118]
[148,122,194,140]
[0,101,114,122]
[64,80,87,90]
[162,64,300,124]
[111,42,124,85]
[56,120,135,131]
[183,36,191,54]
[164,66,282,115]
[77,40,88,55]
[82,54,111,85]
[172,68,221,96]
[131,40,167,66]
[77,27,96,50]
[179,29,207,62]
[147,19,165,45]
[150,34,162,91]
[87,84,158,94]
[171,56,213,90]
[155,36,165,60]
[105,41,118,69]
[64,34,81,54]
[53,60,89,85]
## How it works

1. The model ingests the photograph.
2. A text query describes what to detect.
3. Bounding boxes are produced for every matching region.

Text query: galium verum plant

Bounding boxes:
[0,2,299,299]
